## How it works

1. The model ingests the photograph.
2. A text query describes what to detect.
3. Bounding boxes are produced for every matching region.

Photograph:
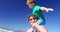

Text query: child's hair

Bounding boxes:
[26,0,35,5]
[28,14,39,21]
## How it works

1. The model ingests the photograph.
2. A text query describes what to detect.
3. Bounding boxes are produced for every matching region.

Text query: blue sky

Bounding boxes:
[0,0,60,32]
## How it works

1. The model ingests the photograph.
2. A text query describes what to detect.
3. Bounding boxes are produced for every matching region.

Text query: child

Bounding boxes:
[26,0,54,32]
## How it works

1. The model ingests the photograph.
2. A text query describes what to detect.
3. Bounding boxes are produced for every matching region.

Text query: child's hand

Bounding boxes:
[46,8,54,12]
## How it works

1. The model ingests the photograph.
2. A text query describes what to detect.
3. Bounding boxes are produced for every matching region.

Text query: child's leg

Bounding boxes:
[32,23,48,32]
[32,18,47,32]
[38,25,48,32]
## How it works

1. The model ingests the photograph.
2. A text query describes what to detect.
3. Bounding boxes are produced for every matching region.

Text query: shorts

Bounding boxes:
[37,17,45,25]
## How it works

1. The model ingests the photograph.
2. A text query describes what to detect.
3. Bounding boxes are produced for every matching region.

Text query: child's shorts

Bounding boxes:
[37,17,45,25]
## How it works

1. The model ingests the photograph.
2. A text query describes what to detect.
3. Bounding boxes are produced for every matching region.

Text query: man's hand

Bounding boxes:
[32,23,38,29]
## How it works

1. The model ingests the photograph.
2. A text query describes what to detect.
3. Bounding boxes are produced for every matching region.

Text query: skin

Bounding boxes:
[27,2,34,9]
[28,16,37,25]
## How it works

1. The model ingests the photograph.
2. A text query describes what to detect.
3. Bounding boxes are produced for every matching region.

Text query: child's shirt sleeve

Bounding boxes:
[33,6,41,13]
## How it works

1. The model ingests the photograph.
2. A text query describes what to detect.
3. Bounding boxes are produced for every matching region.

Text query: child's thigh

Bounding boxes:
[39,25,48,32]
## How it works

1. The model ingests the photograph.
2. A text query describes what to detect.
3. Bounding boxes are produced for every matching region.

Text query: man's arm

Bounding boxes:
[40,7,54,12]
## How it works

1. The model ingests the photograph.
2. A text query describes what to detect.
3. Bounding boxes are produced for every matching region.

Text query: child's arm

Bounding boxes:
[40,7,54,12]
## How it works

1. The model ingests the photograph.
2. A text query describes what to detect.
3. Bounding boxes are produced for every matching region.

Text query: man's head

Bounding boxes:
[28,15,39,25]
[26,0,35,9]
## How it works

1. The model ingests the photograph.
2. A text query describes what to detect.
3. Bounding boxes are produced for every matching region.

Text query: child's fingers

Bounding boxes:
[48,8,54,11]
[46,9,49,12]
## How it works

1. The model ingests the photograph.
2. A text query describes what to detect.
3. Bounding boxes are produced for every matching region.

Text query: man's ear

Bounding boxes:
[35,19,37,22]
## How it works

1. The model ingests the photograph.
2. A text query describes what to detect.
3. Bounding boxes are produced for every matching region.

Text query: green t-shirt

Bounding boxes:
[32,6,45,21]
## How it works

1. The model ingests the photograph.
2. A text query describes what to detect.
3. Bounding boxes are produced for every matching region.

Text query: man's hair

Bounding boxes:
[28,14,39,21]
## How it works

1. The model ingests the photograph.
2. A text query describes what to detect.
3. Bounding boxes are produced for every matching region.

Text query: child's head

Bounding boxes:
[28,15,39,25]
[26,0,35,9]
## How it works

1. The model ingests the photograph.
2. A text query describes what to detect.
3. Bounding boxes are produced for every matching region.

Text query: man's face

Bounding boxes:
[27,2,34,9]
[29,16,37,25]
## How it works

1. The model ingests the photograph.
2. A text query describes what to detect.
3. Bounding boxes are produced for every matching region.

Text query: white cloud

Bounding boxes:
[0,28,14,32]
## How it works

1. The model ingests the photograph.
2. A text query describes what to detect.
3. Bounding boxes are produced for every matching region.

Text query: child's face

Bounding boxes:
[29,16,37,25]
[27,2,34,9]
